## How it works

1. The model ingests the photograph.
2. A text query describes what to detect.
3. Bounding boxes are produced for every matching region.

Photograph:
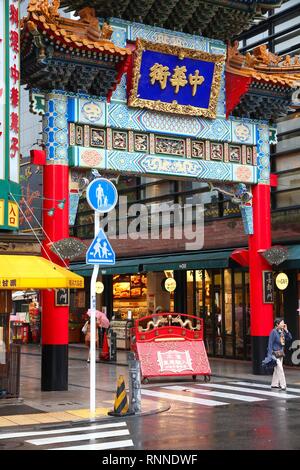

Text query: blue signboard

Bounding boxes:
[139,51,215,108]
[86,228,116,265]
[128,39,225,118]
[86,178,118,213]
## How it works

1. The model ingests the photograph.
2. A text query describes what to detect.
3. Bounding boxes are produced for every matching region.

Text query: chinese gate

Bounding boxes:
[16,0,300,389]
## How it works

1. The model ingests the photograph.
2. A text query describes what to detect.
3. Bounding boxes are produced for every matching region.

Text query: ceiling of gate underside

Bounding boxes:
[61,0,287,41]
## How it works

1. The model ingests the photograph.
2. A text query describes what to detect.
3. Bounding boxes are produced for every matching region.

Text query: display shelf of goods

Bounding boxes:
[110,320,131,349]
[113,300,148,320]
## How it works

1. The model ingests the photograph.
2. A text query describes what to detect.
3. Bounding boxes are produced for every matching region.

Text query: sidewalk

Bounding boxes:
[0,344,299,429]
[0,344,169,429]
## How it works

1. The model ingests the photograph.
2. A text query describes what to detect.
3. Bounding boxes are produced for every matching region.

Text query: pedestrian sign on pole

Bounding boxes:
[86,178,118,213]
[86,178,118,416]
[86,228,115,265]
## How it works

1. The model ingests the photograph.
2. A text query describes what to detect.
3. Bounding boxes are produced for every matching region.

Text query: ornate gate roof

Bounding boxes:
[61,0,287,40]
[21,0,131,96]
[226,42,300,119]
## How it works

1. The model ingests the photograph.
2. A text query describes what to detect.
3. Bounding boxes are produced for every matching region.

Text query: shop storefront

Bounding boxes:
[72,245,300,360]
[69,270,175,347]
[186,268,251,360]
[72,249,242,353]
[11,291,40,344]
[0,255,84,397]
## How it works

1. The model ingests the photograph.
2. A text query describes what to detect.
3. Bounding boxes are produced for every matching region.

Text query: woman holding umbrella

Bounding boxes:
[82,309,110,362]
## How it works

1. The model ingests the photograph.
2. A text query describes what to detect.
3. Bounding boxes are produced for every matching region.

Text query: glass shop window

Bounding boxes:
[186,270,194,316]
[224,269,233,357]
[213,271,223,356]
[234,271,244,359]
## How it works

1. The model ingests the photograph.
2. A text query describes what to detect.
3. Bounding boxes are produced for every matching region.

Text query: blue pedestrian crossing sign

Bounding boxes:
[86,229,116,265]
[86,178,118,213]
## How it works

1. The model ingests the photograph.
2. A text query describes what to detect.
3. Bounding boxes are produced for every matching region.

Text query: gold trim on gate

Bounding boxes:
[128,39,225,118]
[154,337,185,342]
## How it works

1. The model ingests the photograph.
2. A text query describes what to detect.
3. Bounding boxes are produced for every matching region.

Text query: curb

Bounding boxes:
[0,404,171,432]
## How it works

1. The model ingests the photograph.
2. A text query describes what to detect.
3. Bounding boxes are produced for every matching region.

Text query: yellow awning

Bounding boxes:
[0,255,84,289]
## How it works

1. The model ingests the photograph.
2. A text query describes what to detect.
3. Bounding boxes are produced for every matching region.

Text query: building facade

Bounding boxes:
[15,0,300,393]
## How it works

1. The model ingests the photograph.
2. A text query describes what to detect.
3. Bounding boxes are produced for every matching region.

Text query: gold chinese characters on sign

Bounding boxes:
[128,39,225,118]
[150,64,205,95]
[149,64,170,90]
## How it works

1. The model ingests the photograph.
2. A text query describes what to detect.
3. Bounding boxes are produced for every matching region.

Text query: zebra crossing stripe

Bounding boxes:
[0,422,127,441]
[231,382,300,394]
[141,389,227,406]
[162,385,265,402]
[51,439,134,451]
[197,383,300,399]
[26,429,130,446]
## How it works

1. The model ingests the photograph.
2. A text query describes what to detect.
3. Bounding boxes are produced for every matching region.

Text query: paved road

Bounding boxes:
[1,378,300,450]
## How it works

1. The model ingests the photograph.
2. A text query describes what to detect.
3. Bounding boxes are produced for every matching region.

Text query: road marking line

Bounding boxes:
[51,439,134,451]
[0,422,127,441]
[230,382,300,394]
[197,383,300,399]
[26,429,130,446]
[163,385,265,402]
[141,389,227,406]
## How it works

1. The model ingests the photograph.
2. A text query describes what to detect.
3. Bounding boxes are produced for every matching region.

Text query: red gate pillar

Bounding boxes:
[41,93,70,391]
[248,183,273,374]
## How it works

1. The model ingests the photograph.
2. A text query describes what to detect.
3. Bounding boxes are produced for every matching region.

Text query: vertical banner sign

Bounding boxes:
[8,0,20,184]
[0,0,20,230]
[0,1,5,181]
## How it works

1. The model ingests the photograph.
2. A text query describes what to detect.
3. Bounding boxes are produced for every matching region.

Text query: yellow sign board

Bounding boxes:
[8,201,19,228]
[0,200,4,226]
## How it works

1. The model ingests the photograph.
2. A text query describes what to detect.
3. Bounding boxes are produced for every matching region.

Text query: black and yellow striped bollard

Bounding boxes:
[108,375,134,417]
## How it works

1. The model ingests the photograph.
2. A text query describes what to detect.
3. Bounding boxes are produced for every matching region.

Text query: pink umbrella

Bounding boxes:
[87,309,110,329]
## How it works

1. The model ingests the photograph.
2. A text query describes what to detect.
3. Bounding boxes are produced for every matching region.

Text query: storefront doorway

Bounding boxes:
[187,269,251,360]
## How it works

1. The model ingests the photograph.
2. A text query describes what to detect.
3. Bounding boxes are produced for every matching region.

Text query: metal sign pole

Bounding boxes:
[85,178,118,415]
[90,211,100,415]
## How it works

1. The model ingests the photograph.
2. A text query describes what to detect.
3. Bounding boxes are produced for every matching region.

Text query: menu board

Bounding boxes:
[113,274,147,298]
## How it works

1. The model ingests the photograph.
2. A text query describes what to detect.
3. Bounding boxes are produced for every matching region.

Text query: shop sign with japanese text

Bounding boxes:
[157,350,193,373]
[0,278,17,288]
[0,0,20,230]
[68,279,84,288]
[8,0,20,184]
[8,200,18,227]
[128,39,224,118]
[262,271,274,304]
[0,200,4,225]
[0,1,6,181]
